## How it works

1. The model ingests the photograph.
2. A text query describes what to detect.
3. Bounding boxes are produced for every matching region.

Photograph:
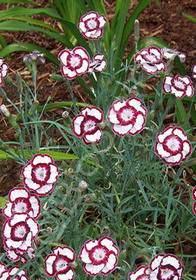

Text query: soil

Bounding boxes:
[0,0,195,256]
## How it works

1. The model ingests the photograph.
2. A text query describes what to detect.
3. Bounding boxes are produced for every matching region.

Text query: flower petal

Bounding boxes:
[99,237,119,255]
[150,254,165,271]
[129,266,149,280]
[112,123,133,136]
[84,263,105,276]
[35,184,54,196]
[56,268,75,280]
[72,115,85,137]
[161,254,181,270]
[101,252,118,274]
[81,107,103,122]
[83,127,102,144]
[45,254,57,276]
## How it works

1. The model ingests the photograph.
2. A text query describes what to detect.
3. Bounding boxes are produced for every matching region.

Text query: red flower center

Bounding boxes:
[32,164,50,184]
[89,245,108,265]
[11,222,29,241]
[163,135,182,154]
[86,18,98,30]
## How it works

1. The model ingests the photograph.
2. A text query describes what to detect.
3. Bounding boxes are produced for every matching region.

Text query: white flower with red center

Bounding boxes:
[72,106,104,144]
[44,246,76,280]
[58,47,90,80]
[107,98,147,136]
[134,46,166,75]
[79,237,119,276]
[162,74,194,98]
[155,126,192,165]
[2,213,39,252]
[192,65,196,79]
[6,247,35,263]
[129,265,150,280]
[3,187,41,219]
[22,154,59,196]
[78,11,107,40]
[89,54,107,73]
[0,58,8,86]
[161,48,186,63]
[7,266,29,280]
[149,254,183,280]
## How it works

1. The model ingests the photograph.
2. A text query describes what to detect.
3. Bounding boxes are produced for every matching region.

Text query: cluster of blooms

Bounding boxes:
[44,237,119,279]
[134,46,195,99]
[58,11,107,80]
[72,97,147,144]
[129,253,184,280]
[134,46,186,75]
[56,12,194,167]
[192,186,196,215]
[72,103,192,166]
[0,262,29,280]
[2,154,59,263]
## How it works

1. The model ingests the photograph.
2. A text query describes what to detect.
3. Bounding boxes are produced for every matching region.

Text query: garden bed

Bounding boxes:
[0,0,195,278]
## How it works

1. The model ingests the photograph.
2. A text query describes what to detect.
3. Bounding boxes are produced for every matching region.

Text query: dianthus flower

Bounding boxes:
[162,74,194,98]
[79,237,119,276]
[6,247,35,263]
[88,54,107,73]
[44,246,76,280]
[2,266,29,280]
[161,47,186,63]
[78,11,107,40]
[3,187,41,219]
[72,106,104,144]
[3,213,39,253]
[107,98,147,136]
[155,126,192,165]
[129,254,183,280]
[149,254,183,280]
[0,57,9,86]
[58,47,90,80]
[23,50,45,65]
[134,46,166,74]
[129,265,150,280]
[22,154,59,196]
[192,65,196,79]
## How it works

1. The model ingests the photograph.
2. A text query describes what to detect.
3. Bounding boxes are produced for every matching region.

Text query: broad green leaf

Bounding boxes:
[0,0,39,4]
[114,0,154,70]
[0,149,79,161]
[175,98,191,131]
[0,33,7,49]
[182,12,196,23]
[0,196,8,209]
[0,7,60,20]
[16,101,90,121]
[0,20,73,49]
[0,7,91,54]
[111,0,131,44]
[11,16,59,33]
[0,149,103,169]
[0,43,59,66]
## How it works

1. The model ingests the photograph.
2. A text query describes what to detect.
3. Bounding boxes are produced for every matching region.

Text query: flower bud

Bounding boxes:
[78,180,88,191]
[0,104,10,117]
